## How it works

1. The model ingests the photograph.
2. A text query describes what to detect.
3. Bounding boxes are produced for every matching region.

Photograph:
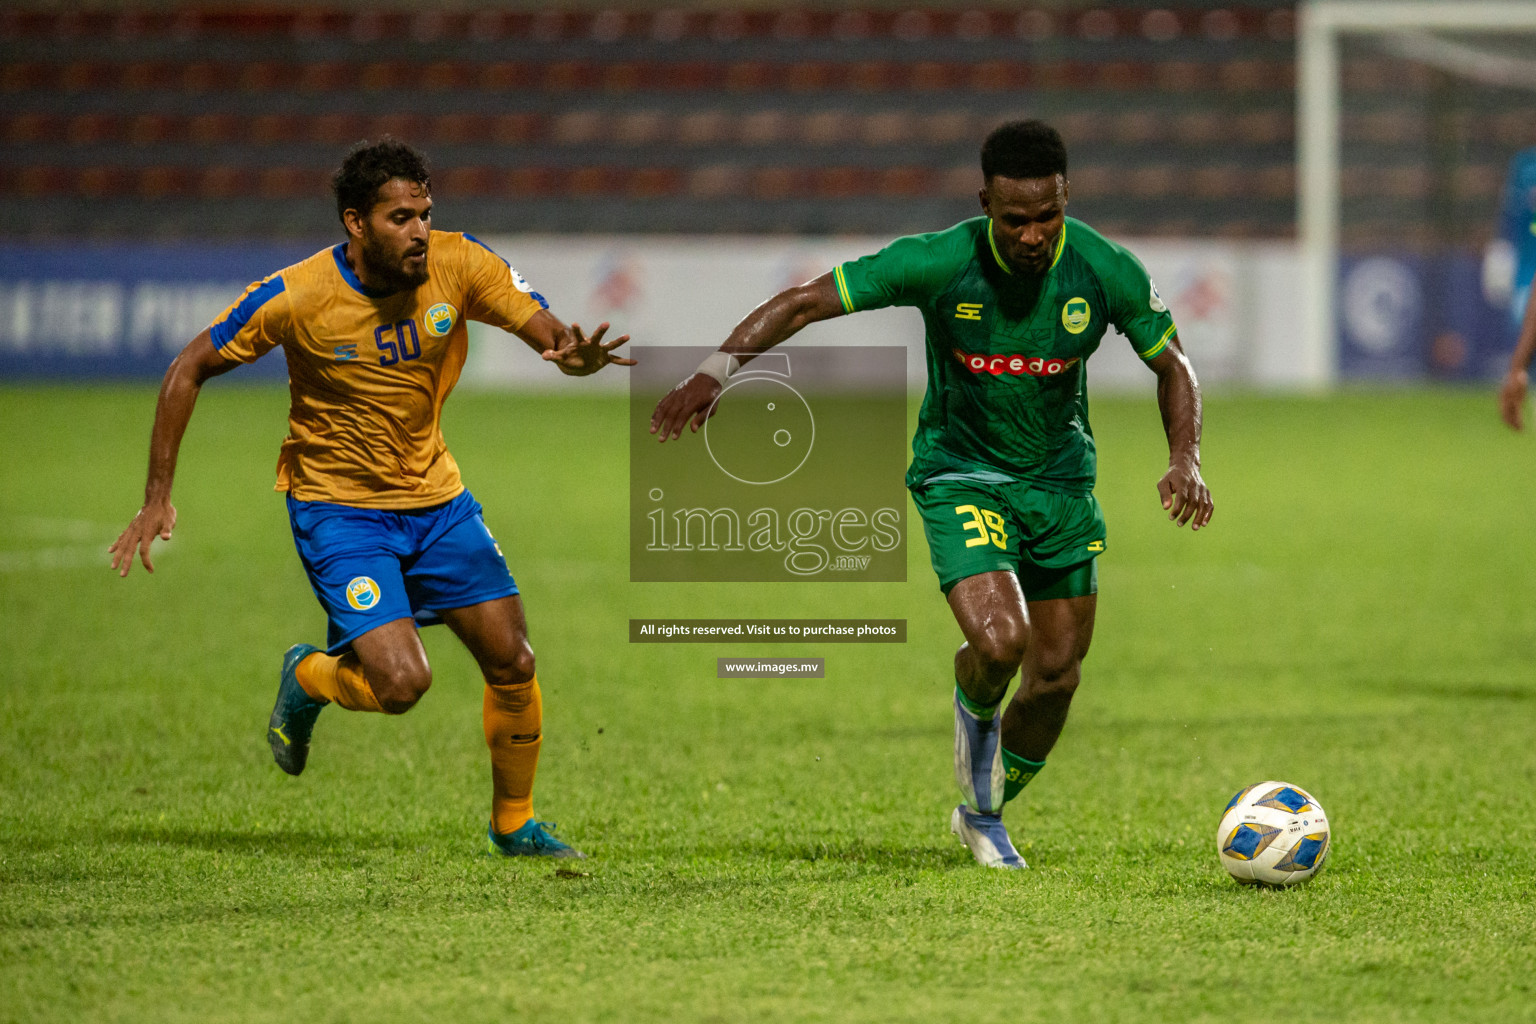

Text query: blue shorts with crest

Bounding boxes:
[286,489,518,654]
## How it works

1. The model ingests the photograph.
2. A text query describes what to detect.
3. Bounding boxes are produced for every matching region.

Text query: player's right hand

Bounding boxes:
[1499,368,1528,431]
[109,501,177,577]
[649,373,723,442]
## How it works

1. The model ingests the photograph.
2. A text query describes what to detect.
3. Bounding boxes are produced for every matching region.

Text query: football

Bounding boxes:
[1216,781,1331,887]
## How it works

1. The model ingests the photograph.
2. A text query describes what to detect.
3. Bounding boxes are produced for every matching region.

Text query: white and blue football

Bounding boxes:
[1216,781,1330,886]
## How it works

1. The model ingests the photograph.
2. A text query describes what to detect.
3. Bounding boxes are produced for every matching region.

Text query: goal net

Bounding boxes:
[1300,1,1536,381]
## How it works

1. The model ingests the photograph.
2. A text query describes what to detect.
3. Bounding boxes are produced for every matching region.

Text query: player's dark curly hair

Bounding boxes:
[981,120,1068,182]
[331,137,431,223]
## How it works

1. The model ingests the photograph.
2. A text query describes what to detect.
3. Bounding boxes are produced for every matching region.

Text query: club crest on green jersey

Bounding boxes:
[424,302,457,337]
[1061,297,1091,334]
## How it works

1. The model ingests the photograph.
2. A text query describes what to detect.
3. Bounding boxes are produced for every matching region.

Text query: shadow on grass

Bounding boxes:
[717,838,963,873]
[1381,681,1535,703]
[0,824,421,862]
[103,824,423,857]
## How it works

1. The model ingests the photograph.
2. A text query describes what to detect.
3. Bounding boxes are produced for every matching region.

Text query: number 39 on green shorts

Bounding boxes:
[910,478,1105,600]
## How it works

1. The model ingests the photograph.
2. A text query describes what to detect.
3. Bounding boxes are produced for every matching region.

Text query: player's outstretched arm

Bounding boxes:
[649,272,846,442]
[1499,273,1536,430]
[1146,334,1214,530]
[109,330,237,577]
[515,309,636,377]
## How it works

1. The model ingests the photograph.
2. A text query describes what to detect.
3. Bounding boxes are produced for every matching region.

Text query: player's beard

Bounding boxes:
[359,232,430,293]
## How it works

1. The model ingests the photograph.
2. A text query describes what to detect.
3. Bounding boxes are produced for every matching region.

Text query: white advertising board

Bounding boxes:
[468,235,1312,393]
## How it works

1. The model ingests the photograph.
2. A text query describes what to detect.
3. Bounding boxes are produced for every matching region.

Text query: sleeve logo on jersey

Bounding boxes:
[1149,280,1167,313]
[509,266,533,293]
[955,350,1081,377]
[955,302,984,321]
[424,302,458,337]
[1061,297,1092,334]
[345,576,381,611]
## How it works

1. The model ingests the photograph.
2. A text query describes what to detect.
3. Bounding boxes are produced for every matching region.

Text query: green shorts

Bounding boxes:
[910,477,1105,599]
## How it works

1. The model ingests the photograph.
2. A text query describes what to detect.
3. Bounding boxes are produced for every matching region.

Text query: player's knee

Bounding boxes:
[1030,658,1082,700]
[373,662,432,714]
[481,642,535,689]
[970,620,1029,676]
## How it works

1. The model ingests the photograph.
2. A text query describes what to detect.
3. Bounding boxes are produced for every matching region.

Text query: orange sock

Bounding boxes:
[484,673,542,835]
[295,651,384,713]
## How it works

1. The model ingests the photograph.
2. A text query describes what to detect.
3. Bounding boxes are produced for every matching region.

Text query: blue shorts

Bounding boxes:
[287,489,518,654]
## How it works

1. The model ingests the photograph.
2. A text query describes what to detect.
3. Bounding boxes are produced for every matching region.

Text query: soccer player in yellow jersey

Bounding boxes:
[109,139,633,859]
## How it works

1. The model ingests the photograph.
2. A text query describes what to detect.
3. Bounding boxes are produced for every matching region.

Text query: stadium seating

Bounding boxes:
[0,4,1477,244]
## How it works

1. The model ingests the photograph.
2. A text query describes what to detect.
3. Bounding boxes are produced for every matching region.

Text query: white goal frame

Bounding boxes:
[1299,1,1536,386]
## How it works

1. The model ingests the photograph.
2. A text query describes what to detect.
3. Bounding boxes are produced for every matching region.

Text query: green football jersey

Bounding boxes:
[834,216,1176,494]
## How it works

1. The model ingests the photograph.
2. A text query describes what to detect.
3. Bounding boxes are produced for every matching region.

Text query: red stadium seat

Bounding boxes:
[422,61,476,92]
[479,63,533,91]
[309,114,370,145]
[860,110,915,146]
[0,61,49,93]
[239,62,296,92]
[257,166,322,199]
[428,114,490,145]
[136,166,192,198]
[814,166,863,198]
[127,114,180,146]
[359,61,411,92]
[875,166,933,197]
[613,111,667,147]
[626,167,684,198]
[737,110,791,147]
[488,113,544,144]
[77,165,132,197]
[61,61,116,93]
[675,110,730,146]
[687,163,747,199]
[750,166,808,199]
[503,167,557,197]
[187,114,241,146]
[439,166,499,196]
[567,166,620,195]
[122,61,179,91]
[550,110,607,146]
[249,114,303,145]
[366,114,425,142]
[65,113,120,145]
[3,113,61,145]
[196,166,256,198]
[298,61,352,93]
[180,62,239,93]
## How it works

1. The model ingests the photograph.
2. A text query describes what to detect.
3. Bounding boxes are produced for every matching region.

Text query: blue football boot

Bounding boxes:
[268,643,326,776]
[950,804,1027,870]
[487,819,586,859]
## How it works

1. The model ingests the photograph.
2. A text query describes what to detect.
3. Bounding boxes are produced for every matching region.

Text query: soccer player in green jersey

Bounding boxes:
[650,120,1214,869]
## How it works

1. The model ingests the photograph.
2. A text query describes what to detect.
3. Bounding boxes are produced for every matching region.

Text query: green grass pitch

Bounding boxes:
[2,383,1535,1022]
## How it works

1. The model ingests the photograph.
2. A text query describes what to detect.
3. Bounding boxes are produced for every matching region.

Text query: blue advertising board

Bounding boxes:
[0,242,324,380]
[1337,252,1513,381]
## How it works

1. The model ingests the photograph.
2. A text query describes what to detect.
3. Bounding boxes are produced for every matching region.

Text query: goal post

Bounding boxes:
[1298,1,1536,386]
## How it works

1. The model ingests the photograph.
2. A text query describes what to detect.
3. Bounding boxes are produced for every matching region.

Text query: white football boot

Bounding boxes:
[950,804,1027,869]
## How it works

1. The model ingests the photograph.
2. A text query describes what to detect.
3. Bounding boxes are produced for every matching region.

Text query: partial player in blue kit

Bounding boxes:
[1495,148,1536,429]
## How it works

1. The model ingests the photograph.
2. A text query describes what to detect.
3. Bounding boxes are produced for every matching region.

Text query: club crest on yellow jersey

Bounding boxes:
[345,576,380,611]
[424,302,458,337]
[1061,297,1091,334]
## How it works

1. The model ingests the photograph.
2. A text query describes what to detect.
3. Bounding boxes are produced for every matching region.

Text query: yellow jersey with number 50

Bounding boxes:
[209,231,546,509]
